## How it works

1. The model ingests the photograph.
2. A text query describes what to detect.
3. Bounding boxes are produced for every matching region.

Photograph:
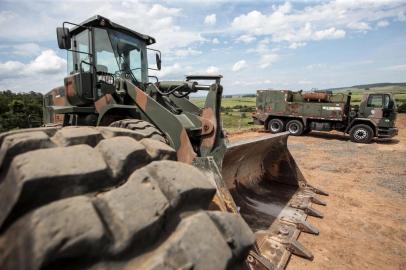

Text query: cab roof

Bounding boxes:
[69,15,156,45]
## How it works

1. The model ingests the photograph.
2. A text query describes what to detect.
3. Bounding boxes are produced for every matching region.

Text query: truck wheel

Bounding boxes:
[267,119,285,133]
[349,124,374,143]
[286,120,304,136]
[109,119,166,143]
[0,126,254,270]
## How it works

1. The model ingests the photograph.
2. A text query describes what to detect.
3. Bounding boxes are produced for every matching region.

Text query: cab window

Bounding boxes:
[67,51,74,74]
[367,95,383,108]
[94,28,120,74]
[75,30,90,72]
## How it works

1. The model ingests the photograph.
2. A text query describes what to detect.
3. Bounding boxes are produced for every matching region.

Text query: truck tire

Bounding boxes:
[267,118,285,133]
[286,120,304,136]
[109,119,166,143]
[0,126,254,270]
[349,124,374,143]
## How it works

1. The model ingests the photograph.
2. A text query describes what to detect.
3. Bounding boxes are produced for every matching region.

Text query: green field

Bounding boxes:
[191,83,406,132]
[191,96,256,108]
[330,84,406,105]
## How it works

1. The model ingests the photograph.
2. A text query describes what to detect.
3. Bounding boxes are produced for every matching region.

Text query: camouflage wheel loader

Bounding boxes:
[0,15,327,270]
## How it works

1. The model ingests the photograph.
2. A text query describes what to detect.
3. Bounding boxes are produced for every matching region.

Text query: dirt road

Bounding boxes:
[229,114,406,270]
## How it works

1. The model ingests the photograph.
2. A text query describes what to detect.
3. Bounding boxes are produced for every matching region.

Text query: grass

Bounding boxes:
[190,96,256,108]
[190,96,259,132]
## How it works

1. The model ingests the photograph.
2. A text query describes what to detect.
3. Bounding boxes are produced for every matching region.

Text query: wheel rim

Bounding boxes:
[289,123,299,134]
[270,122,281,132]
[354,128,368,140]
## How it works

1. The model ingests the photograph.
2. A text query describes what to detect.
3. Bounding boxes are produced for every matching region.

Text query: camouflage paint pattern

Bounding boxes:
[43,86,67,125]
[254,90,397,137]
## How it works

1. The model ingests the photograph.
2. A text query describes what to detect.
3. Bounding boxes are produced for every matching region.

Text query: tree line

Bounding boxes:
[0,90,43,133]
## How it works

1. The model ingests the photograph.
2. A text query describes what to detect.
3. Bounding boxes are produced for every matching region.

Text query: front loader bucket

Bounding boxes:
[222,132,328,269]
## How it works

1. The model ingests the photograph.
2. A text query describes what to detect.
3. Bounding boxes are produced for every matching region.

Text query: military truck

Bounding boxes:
[253,90,398,143]
[0,16,327,270]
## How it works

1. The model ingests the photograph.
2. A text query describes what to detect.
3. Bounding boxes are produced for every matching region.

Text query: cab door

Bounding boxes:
[364,94,384,119]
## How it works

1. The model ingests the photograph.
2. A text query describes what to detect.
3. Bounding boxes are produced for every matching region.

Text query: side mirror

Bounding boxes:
[56,27,71,50]
[156,53,161,70]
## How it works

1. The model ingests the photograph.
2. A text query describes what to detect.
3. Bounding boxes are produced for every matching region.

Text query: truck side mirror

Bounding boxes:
[56,27,71,50]
[156,53,161,70]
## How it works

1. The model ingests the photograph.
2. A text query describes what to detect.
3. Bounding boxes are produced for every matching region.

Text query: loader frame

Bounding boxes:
[43,15,328,270]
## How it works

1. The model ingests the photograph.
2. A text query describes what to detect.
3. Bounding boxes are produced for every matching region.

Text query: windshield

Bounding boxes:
[94,28,147,83]
[109,30,146,82]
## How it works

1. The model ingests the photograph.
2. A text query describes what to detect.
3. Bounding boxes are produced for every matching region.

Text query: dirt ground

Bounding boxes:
[229,114,406,270]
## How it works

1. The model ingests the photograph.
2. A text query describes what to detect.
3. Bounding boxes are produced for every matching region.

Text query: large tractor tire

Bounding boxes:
[109,119,166,143]
[349,124,374,143]
[0,126,254,270]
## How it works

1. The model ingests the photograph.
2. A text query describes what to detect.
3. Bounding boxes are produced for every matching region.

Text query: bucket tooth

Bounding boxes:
[310,196,327,206]
[306,184,329,196]
[288,239,314,260]
[304,206,324,218]
[280,216,319,235]
[296,219,320,235]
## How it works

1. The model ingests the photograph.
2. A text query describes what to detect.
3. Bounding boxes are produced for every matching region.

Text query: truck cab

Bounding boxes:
[355,93,397,138]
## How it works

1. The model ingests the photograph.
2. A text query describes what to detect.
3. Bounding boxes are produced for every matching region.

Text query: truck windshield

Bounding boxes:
[94,28,146,83]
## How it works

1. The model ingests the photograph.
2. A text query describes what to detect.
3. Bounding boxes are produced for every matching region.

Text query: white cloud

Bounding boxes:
[29,50,67,74]
[298,80,313,85]
[289,42,306,49]
[347,22,370,31]
[313,27,346,40]
[259,54,278,69]
[0,50,66,80]
[235,35,256,44]
[0,1,203,53]
[0,61,25,79]
[147,4,181,17]
[151,62,195,79]
[212,38,220,44]
[232,60,247,72]
[381,64,406,71]
[206,66,220,74]
[204,14,216,25]
[398,11,406,21]
[11,43,42,56]
[231,1,405,45]
[377,20,389,28]
[174,48,202,57]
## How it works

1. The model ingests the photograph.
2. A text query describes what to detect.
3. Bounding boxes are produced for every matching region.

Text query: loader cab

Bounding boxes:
[56,15,159,106]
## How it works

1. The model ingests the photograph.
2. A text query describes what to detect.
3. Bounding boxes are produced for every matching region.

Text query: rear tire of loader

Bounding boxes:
[109,119,166,143]
[286,120,304,136]
[268,118,285,134]
[349,124,374,143]
[0,126,254,270]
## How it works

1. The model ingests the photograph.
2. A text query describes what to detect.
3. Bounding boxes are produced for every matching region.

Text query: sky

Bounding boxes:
[0,0,405,95]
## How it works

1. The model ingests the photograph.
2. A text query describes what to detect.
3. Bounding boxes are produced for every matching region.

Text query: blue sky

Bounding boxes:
[0,0,405,94]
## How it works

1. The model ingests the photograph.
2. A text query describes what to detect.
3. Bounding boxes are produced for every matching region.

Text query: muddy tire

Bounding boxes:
[286,119,304,136]
[109,119,166,143]
[267,118,285,134]
[349,124,374,143]
[0,126,254,270]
